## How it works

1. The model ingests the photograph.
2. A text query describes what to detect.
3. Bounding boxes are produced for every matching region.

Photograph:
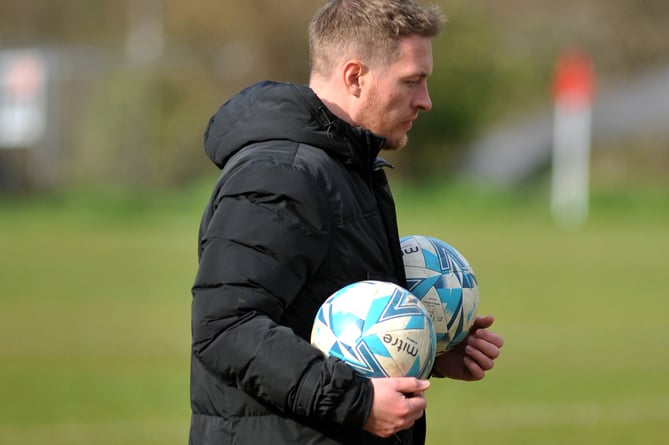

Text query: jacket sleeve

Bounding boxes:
[191,154,373,427]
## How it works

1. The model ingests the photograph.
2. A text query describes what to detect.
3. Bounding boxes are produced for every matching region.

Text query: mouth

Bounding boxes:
[405,115,419,129]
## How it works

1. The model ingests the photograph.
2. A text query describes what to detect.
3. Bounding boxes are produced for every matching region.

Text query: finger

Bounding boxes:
[463,356,485,381]
[471,314,495,331]
[405,397,428,426]
[471,328,505,349]
[465,343,496,371]
[467,331,502,359]
[406,392,428,412]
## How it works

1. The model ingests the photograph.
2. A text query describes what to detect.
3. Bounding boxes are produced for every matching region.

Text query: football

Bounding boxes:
[400,235,479,354]
[310,280,436,379]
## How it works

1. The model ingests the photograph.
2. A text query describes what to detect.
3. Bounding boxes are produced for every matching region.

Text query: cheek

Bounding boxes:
[386,91,411,115]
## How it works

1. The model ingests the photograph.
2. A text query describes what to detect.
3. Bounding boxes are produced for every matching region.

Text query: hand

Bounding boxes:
[363,377,430,438]
[433,315,504,381]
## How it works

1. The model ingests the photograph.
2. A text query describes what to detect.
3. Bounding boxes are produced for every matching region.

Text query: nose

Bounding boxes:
[415,83,432,112]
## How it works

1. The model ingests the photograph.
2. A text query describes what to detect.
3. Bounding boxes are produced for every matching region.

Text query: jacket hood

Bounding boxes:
[203,81,385,172]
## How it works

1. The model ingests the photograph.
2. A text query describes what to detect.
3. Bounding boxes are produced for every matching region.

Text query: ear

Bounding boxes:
[343,60,366,97]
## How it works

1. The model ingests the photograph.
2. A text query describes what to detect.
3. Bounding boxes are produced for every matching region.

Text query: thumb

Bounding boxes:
[394,377,430,394]
[472,314,495,331]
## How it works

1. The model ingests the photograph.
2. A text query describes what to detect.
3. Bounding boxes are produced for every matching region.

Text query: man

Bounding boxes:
[190,1,503,444]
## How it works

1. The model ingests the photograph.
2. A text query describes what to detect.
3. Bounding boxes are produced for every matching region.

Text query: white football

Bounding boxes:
[311,280,436,378]
[401,235,479,354]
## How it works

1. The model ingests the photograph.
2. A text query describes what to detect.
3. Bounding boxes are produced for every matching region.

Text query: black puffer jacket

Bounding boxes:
[190,81,425,445]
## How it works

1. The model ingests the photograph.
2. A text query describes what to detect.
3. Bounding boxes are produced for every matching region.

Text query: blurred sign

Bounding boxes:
[551,49,595,230]
[0,50,48,148]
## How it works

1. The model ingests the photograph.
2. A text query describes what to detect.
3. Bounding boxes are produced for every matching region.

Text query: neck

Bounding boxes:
[309,77,356,126]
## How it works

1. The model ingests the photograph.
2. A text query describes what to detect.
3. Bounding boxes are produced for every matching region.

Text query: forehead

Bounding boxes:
[386,35,434,76]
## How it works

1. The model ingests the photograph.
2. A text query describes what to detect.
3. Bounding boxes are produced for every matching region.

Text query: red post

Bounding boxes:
[551,48,595,229]
[553,49,595,108]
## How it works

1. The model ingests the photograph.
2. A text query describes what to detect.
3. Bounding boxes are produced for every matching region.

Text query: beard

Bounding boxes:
[384,133,409,151]
[354,87,409,152]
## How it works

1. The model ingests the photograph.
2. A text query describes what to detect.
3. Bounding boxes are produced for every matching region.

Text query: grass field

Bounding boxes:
[1,179,667,445]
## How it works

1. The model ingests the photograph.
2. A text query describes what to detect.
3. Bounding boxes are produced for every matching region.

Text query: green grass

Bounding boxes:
[1,180,668,444]
[393,182,669,444]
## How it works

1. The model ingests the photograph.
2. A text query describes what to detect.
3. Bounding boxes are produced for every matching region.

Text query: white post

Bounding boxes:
[551,50,594,230]
[0,50,48,148]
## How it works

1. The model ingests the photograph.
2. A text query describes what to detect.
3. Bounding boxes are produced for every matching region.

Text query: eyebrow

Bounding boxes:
[406,71,430,80]
[418,71,430,78]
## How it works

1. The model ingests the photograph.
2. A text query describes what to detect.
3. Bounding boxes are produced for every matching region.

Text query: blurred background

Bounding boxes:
[1,0,668,190]
[0,1,667,444]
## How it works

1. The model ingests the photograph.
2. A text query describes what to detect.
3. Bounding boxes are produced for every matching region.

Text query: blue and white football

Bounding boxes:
[400,235,479,354]
[310,280,436,379]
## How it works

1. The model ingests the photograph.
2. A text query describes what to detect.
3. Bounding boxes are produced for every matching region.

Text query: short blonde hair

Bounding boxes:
[309,0,445,77]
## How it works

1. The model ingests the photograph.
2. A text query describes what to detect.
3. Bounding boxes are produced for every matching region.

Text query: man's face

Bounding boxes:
[353,35,434,151]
